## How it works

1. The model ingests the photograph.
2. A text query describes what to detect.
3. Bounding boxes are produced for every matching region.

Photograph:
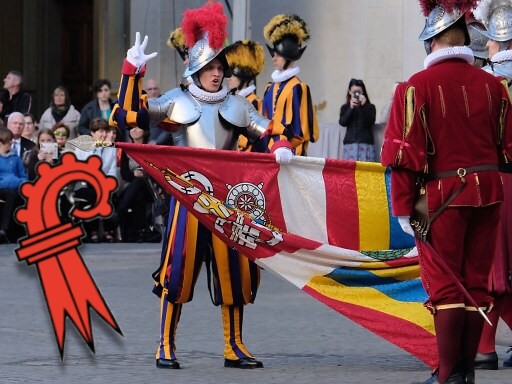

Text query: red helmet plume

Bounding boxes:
[419,0,480,16]
[182,1,227,51]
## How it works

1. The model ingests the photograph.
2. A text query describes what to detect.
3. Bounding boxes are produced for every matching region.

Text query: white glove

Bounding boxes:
[398,216,415,237]
[126,32,158,69]
[274,147,294,165]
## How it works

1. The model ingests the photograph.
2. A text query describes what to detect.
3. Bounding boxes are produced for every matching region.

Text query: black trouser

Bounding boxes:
[0,188,19,231]
[118,177,154,238]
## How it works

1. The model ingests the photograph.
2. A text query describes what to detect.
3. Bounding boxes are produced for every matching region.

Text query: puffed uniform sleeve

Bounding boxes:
[381,82,429,216]
[110,60,150,132]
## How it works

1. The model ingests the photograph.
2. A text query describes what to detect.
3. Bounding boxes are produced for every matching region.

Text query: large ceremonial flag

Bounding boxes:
[116,143,437,367]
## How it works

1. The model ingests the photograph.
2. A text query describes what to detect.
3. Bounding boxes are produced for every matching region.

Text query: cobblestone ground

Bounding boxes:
[0,243,510,383]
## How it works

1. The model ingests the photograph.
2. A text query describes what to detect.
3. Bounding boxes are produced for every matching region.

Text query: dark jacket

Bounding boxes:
[78,98,114,135]
[339,102,376,145]
[17,137,36,161]
[0,89,32,122]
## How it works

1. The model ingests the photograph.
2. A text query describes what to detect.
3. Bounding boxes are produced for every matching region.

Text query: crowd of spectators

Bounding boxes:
[0,67,397,245]
[0,70,167,244]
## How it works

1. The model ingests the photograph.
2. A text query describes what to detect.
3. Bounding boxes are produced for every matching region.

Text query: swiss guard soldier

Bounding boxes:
[224,40,265,151]
[381,0,512,383]
[466,15,488,68]
[254,13,319,157]
[110,1,290,370]
[473,0,512,370]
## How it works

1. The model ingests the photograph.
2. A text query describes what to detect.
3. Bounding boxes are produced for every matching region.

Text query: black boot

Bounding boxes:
[156,358,180,369]
[474,351,498,370]
[465,368,475,384]
[224,357,263,369]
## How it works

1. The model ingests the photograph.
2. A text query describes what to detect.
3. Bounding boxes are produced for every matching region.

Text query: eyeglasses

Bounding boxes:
[54,131,68,137]
[147,87,159,91]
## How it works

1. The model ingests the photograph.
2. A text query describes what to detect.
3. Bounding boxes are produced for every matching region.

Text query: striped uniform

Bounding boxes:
[238,92,262,152]
[111,60,261,363]
[257,76,319,156]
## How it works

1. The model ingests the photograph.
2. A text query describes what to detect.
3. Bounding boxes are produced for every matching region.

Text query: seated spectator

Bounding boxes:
[78,79,113,136]
[23,113,38,143]
[51,122,73,155]
[7,112,35,162]
[106,125,119,143]
[0,70,32,124]
[39,86,81,139]
[106,124,122,174]
[118,126,156,242]
[144,78,173,146]
[75,117,118,242]
[23,128,58,181]
[0,127,28,243]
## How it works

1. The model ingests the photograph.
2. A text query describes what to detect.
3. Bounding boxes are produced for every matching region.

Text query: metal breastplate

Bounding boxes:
[172,100,238,150]
[148,87,269,150]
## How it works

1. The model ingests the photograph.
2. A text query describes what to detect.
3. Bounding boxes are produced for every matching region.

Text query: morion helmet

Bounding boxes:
[182,1,231,79]
[474,0,512,42]
[263,14,310,61]
[224,40,265,81]
[418,0,479,44]
[467,15,489,59]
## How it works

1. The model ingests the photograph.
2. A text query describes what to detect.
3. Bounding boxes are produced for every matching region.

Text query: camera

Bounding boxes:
[353,91,361,101]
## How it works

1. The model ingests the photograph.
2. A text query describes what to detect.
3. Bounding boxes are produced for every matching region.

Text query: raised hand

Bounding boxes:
[126,32,158,68]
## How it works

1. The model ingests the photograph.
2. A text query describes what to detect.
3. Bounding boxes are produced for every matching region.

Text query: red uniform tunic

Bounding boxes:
[381,54,512,308]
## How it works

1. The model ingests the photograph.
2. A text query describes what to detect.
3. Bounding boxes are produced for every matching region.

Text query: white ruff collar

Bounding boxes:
[271,66,300,83]
[188,83,228,103]
[491,50,512,63]
[423,46,474,69]
[238,84,256,98]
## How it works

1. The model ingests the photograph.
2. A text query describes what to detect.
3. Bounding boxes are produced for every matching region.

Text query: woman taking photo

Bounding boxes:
[339,78,376,161]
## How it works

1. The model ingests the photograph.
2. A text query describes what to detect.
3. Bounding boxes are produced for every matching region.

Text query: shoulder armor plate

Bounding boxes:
[219,94,270,139]
[148,88,200,124]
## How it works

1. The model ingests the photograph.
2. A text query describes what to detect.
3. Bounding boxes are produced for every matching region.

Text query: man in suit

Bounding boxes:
[7,112,35,161]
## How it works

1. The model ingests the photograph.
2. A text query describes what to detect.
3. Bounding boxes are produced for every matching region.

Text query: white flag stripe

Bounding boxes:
[257,242,412,288]
[277,157,328,243]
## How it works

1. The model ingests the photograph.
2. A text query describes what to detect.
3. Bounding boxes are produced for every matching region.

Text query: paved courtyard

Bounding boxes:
[0,243,510,383]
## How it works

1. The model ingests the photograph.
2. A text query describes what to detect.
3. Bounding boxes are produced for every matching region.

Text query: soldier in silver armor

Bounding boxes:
[110,1,290,371]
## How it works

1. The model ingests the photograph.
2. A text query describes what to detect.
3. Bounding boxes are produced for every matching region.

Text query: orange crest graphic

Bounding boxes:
[15,152,122,358]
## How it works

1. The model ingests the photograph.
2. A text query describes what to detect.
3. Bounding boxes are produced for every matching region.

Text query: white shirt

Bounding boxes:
[74,147,118,178]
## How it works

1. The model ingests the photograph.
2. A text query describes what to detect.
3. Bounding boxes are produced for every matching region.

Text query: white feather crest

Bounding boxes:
[474,0,512,25]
